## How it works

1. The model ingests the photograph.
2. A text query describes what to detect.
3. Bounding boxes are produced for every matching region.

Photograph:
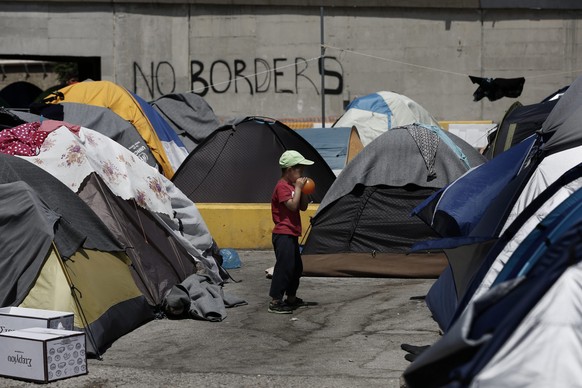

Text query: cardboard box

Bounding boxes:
[0,327,87,383]
[0,307,74,333]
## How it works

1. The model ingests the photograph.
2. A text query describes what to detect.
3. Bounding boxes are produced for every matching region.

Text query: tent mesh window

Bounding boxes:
[304,184,440,254]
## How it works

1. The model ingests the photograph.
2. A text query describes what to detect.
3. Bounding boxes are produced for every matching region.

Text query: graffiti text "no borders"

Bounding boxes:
[133,56,343,99]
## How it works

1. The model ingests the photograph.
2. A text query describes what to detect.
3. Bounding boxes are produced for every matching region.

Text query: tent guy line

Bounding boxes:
[323,44,582,81]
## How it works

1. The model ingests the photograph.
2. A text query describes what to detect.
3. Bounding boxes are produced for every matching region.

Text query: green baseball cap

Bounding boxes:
[279,150,314,168]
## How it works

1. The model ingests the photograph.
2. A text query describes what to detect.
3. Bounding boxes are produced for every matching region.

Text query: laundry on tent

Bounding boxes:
[10,101,159,169]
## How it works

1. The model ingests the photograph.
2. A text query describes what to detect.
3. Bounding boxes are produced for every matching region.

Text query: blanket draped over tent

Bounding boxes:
[0,155,153,357]
[47,80,177,178]
[12,121,221,285]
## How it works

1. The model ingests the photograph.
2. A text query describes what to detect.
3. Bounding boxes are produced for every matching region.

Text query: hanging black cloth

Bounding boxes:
[469,76,525,102]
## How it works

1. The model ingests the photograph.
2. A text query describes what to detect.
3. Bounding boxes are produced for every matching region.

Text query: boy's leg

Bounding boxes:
[269,234,296,301]
[285,236,302,298]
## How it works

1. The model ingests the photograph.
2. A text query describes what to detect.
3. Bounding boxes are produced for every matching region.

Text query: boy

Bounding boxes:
[268,150,313,314]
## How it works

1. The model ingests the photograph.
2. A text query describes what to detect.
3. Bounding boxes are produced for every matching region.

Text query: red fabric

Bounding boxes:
[0,122,48,156]
[271,179,302,236]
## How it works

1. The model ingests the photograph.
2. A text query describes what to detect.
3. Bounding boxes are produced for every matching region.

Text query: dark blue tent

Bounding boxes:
[403,204,582,387]
[412,135,536,239]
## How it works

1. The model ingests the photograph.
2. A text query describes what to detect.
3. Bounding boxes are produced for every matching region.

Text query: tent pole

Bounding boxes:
[320,6,325,128]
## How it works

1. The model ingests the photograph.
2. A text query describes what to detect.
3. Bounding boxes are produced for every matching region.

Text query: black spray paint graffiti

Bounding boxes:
[133,56,343,99]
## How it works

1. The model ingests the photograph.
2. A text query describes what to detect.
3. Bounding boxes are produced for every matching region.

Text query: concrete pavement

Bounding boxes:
[0,250,441,388]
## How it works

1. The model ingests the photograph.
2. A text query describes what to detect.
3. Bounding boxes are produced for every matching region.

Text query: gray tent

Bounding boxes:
[0,153,154,357]
[302,123,487,278]
[150,92,221,152]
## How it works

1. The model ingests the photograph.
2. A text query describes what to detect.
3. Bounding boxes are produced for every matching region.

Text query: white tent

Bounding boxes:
[333,91,441,146]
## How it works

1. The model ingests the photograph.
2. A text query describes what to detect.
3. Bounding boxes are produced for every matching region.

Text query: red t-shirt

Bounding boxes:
[271,178,302,236]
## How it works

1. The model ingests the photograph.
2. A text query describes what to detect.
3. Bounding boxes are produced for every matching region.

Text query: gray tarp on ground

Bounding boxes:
[10,103,158,168]
[150,93,220,152]
[163,274,247,322]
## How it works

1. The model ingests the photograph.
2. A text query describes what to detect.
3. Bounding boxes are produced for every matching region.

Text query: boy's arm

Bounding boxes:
[284,178,307,212]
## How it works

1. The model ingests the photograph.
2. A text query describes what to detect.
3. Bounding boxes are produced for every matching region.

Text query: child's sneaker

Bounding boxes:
[268,300,293,314]
[285,297,309,310]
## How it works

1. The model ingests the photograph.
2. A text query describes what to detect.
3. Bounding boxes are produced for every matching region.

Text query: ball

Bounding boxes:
[302,178,315,194]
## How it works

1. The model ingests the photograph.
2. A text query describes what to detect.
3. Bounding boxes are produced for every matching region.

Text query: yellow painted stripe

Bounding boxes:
[197,203,319,249]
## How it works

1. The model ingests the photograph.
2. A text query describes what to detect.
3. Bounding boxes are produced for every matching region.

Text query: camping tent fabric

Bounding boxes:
[0,177,152,357]
[403,217,582,387]
[301,124,486,277]
[410,77,582,333]
[412,135,536,239]
[0,153,123,255]
[12,121,221,284]
[539,75,582,155]
[333,91,441,146]
[471,261,582,387]
[20,246,154,357]
[129,91,188,170]
[11,102,158,168]
[150,92,221,152]
[429,166,582,333]
[485,99,557,158]
[172,116,337,204]
[0,107,26,129]
[469,175,582,309]
[78,173,200,307]
[0,181,60,306]
[49,80,176,178]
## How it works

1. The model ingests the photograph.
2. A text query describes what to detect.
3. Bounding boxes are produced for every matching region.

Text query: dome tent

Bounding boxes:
[301,123,486,278]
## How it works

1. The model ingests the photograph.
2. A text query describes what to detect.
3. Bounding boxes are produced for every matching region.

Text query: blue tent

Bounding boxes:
[403,199,582,387]
[295,126,362,175]
[129,91,189,171]
[412,135,536,239]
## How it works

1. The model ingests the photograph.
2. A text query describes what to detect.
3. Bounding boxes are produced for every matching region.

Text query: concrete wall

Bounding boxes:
[1,2,582,124]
